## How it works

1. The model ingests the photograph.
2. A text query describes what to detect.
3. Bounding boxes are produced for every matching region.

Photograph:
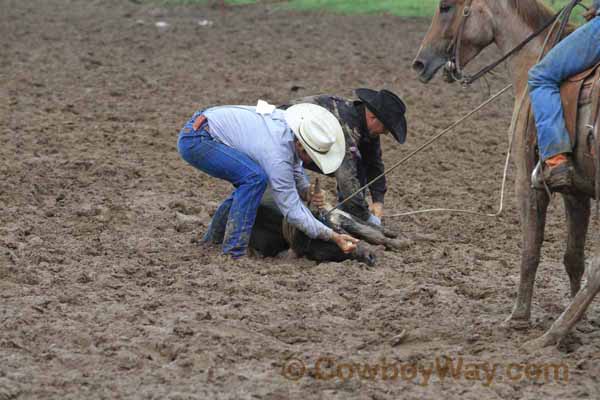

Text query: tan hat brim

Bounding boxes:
[284,103,345,174]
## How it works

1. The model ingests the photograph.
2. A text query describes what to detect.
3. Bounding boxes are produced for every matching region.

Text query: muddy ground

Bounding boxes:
[1,0,599,399]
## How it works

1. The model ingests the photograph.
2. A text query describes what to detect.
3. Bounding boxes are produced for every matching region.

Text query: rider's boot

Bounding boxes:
[532,153,574,193]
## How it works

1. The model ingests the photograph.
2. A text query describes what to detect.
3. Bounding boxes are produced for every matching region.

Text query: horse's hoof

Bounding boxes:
[502,315,531,330]
[522,335,553,353]
[574,318,594,333]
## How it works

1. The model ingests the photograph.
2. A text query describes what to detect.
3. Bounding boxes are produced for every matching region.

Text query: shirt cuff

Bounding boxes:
[318,227,334,241]
[297,180,310,196]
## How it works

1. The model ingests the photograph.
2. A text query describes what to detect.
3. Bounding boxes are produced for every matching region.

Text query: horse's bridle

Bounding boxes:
[444,0,577,86]
[444,0,473,83]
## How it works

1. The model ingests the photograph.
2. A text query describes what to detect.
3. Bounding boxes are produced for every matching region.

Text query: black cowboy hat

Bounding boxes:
[355,88,407,144]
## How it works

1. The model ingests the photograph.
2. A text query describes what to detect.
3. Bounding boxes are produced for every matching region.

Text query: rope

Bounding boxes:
[387,2,579,219]
[326,84,513,217]
[330,2,588,221]
[388,85,515,218]
[461,0,586,86]
[461,7,563,85]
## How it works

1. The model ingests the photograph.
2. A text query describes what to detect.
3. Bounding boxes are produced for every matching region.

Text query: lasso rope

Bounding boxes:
[331,4,581,220]
[388,3,573,218]
[387,84,514,218]
[325,84,513,218]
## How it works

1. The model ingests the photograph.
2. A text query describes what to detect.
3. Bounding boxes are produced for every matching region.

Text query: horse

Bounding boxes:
[412,0,600,348]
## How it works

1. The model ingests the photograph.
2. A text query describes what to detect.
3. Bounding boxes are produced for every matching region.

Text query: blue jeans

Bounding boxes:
[528,16,600,161]
[177,111,268,258]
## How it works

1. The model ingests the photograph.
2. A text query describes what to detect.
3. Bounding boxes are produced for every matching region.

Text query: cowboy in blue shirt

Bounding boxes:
[529,1,600,192]
[177,102,358,258]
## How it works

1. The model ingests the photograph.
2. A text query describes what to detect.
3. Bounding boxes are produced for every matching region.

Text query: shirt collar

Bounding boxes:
[353,101,371,140]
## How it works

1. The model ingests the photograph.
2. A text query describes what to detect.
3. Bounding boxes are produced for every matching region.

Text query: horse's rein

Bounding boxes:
[446,0,582,87]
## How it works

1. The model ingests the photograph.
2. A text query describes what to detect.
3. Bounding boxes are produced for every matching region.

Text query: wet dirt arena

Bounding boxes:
[1,0,600,398]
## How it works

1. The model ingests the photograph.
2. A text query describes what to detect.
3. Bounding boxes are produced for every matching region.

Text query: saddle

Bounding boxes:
[560,61,600,152]
[559,62,600,199]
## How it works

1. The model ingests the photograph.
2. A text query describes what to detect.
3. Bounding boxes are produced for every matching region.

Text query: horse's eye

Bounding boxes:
[440,4,452,13]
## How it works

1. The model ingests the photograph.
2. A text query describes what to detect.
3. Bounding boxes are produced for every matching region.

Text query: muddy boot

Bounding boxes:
[545,161,574,192]
[532,158,574,193]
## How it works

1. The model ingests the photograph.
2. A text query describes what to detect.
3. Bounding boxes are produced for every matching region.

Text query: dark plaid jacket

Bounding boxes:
[287,95,387,221]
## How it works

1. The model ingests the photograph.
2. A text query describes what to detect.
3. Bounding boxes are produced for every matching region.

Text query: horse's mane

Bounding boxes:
[507,0,575,36]
[508,0,555,28]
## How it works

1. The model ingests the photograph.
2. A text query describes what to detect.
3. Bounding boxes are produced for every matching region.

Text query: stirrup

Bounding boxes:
[531,160,552,197]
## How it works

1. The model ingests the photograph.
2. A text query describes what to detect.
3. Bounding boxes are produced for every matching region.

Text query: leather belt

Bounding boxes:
[192,114,209,132]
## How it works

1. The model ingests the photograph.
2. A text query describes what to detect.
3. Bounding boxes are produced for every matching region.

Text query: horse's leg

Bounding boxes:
[563,194,590,297]
[523,256,600,350]
[507,182,550,323]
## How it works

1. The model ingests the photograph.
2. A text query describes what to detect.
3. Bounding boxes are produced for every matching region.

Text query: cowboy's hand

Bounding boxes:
[311,191,326,209]
[309,184,326,209]
[584,7,597,22]
[332,232,359,254]
[370,202,384,218]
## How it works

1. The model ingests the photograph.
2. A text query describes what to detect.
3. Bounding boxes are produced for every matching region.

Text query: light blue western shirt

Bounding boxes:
[203,106,334,240]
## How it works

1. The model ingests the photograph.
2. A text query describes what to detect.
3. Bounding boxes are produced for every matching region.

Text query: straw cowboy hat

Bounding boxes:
[284,103,345,174]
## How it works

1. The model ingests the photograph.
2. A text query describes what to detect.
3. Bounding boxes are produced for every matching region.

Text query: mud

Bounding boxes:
[1,0,600,398]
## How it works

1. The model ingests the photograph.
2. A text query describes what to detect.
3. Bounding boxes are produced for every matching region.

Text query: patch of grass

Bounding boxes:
[284,0,440,17]
[288,0,592,18]
[143,0,439,16]
[142,0,255,6]
[144,0,594,19]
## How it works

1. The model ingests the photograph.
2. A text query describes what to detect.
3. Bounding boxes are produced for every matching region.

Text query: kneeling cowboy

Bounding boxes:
[283,88,407,224]
[177,102,359,258]
[529,1,600,192]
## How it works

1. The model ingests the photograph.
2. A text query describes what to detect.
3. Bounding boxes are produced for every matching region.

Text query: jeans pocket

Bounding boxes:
[178,134,204,164]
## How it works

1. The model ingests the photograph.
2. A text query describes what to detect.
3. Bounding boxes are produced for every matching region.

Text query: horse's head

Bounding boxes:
[412,0,495,83]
